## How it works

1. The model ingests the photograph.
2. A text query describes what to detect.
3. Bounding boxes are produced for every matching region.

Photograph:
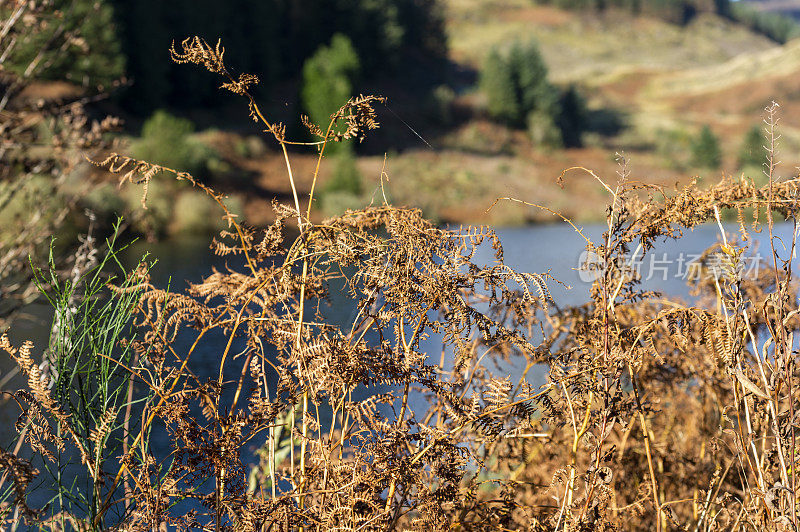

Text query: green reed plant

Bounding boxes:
[1,222,156,529]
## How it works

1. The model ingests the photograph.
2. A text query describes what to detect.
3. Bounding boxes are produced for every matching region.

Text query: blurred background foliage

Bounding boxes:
[4,0,800,238]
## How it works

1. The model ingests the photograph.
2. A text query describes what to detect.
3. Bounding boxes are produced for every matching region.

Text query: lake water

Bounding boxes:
[5,219,798,421]
[2,219,798,519]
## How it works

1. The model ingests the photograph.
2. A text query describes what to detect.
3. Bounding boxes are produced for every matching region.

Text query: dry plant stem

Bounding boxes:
[710,256,781,491]
[384,349,409,512]
[578,177,619,521]
[85,346,141,382]
[94,326,212,525]
[231,348,256,413]
[488,197,591,244]
[560,166,616,196]
[283,113,358,517]
[694,459,736,531]
[743,309,790,499]
[789,221,799,521]
[295,258,310,521]
[305,113,337,222]
[227,73,303,226]
[627,363,662,530]
[280,142,303,228]
[580,389,611,520]
[561,380,592,524]
[732,382,767,494]
[553,478,570,531]
[122,353,137,512]
[289,107,341,524]
[763,101,797,523]
[385,313,426,515]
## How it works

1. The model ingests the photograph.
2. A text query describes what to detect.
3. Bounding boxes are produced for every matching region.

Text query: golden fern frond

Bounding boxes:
[336,94,387,143]
[89,407,117,448]
[0,448,40,521]
[485,376,513,408]
[91,153,195,208]
[169,36,226,75]
[736,204,748,241]
[221,72,259,95]
[301,114,325,139]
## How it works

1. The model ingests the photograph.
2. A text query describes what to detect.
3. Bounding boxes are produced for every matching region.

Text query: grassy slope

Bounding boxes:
[446,2,775,81]
[71,1,800,228]
[359,1,800,225]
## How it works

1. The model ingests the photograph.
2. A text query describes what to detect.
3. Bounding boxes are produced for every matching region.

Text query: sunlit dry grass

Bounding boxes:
[4,34,800,532]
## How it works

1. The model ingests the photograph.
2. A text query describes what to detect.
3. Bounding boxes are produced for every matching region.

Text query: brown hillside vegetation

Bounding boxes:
[17,1,800,228]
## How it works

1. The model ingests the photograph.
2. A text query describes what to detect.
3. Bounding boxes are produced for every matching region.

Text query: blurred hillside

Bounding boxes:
[6,0,800,231]
[742,0,800,21]
[362,0,800,224]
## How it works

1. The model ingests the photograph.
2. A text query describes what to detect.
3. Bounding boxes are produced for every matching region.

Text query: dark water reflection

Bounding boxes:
[113,221,800,419]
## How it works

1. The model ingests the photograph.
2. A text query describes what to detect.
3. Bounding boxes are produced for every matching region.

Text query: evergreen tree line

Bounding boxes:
[534,0,799,41]
[480,41,587,148]
[534,0,726,25]
[5,0,446,114]
[112,0,447,113]
[728,2,800,44]
[687,123,767,171]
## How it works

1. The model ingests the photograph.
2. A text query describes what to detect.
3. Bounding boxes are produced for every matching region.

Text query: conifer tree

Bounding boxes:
[5,0,125,88]
[481,49,519,125]
[737,124,765,170]
[691,125,722,169]
[482,40,573,147]
[557,85,588,147]
[509,42,557,122]
[301,34,360,132]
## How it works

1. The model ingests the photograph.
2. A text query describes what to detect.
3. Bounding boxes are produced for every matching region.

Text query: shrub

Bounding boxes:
[655,127,693,170]
[738,124,765,170]
[325,149,364,196]
[481,41,558,129]
[234,135,268,159]
[301,34,361,133]
[527,109,563,148]
[129,110,220,178]
[691,124,722,169]
[170,189,224,235]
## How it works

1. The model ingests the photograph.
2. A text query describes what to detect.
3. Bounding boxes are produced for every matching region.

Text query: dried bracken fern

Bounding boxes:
[7,36,800,532]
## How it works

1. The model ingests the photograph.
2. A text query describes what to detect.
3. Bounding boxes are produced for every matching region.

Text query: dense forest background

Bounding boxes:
[6,0,797,118]
[4,0,447,115]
